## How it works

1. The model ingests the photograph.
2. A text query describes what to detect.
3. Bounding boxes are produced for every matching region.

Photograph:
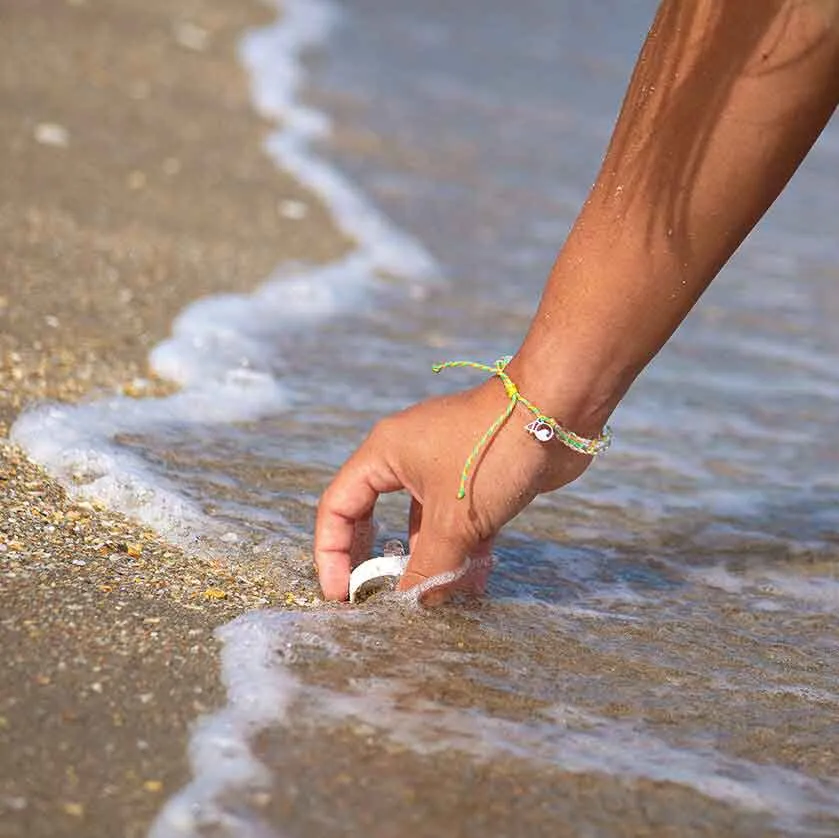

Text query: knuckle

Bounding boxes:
[370,413,402,445]
[317,477,343,514]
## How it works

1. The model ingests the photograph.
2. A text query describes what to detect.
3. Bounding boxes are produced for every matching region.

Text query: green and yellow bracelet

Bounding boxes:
[432,356,612,499]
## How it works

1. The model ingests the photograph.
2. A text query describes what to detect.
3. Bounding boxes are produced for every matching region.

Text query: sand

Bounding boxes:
[4,3,835,837]
[0,1,347,835]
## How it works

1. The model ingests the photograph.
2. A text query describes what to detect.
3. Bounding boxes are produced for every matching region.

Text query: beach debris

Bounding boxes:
[349,539,409,603]
[278,199,309,220]
[34,122,69,148]
[122,378,151,398]
[143,780,163,793]
[173,21,210,52]
[62,802,84,817]
[126,170,147,190]
[128,80,151,100]
[283,591,318,607]
[202,588,227,601]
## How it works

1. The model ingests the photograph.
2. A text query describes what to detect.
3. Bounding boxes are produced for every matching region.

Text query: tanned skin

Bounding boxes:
[314,0,839,601]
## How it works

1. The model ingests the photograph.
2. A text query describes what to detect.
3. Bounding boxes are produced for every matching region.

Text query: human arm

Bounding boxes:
[509,0,839,434]
[314,0,839,601]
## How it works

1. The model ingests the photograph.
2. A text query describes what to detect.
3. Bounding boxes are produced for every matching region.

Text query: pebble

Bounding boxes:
[278,199,309,220]
[173,21,210,52]
[126,170,147,190]
[34,123,69,148]
[128,80,150,100]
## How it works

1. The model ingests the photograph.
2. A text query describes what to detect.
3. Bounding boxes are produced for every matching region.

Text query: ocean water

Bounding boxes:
[12,0,839,835]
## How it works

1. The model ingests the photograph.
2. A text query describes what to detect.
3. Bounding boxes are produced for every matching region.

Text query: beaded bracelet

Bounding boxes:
[432,356,612,499]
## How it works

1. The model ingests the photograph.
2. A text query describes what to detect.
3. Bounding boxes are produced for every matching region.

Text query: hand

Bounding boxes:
[314,377,594,601]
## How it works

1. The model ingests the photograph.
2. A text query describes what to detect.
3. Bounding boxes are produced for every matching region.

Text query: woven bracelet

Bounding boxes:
[433,356,612,499]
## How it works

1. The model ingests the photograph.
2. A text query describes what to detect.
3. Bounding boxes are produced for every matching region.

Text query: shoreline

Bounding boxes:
[0,0,348,834]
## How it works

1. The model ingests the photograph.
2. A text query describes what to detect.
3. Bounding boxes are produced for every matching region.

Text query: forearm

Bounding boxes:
[512,0,839,434]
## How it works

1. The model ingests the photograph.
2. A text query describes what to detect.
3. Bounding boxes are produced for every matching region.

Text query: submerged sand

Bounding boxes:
[0,1,347,835]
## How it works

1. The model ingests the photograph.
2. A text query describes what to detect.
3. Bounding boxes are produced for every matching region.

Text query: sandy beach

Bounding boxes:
[0,1,346,835]
[4,2,839,836]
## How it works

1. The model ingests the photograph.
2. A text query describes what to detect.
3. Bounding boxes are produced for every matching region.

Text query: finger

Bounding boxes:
[349,512,376,569]
[408,497,423,556]
[397,516,472,602]
[315,446,402,601]
[461,537,494,596]
[399,527,495,604]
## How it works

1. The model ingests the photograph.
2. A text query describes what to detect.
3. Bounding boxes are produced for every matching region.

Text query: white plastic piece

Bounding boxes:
[349,554,409,603]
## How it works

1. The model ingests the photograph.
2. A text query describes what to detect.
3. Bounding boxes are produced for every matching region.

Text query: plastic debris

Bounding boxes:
[349,539,409,603]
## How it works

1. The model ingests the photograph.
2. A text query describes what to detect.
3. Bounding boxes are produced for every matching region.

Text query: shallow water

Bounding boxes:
[12,0,839,834]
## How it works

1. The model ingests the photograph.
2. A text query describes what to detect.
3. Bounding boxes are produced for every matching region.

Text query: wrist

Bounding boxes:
[504,338,632,440]
[507,223,682,434]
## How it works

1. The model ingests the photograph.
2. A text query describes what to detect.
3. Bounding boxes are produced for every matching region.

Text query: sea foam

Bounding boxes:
[10,0,438,545]
[148,607,839,837]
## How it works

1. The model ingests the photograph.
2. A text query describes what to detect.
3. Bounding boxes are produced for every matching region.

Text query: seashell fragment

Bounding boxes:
[349,541,409,603]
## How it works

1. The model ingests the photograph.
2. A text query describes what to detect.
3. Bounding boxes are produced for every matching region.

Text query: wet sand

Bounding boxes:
[0,1,346,835]
[3,2,837,837]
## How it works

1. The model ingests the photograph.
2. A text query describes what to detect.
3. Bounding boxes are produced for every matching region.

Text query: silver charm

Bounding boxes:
[525,419,554,442]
